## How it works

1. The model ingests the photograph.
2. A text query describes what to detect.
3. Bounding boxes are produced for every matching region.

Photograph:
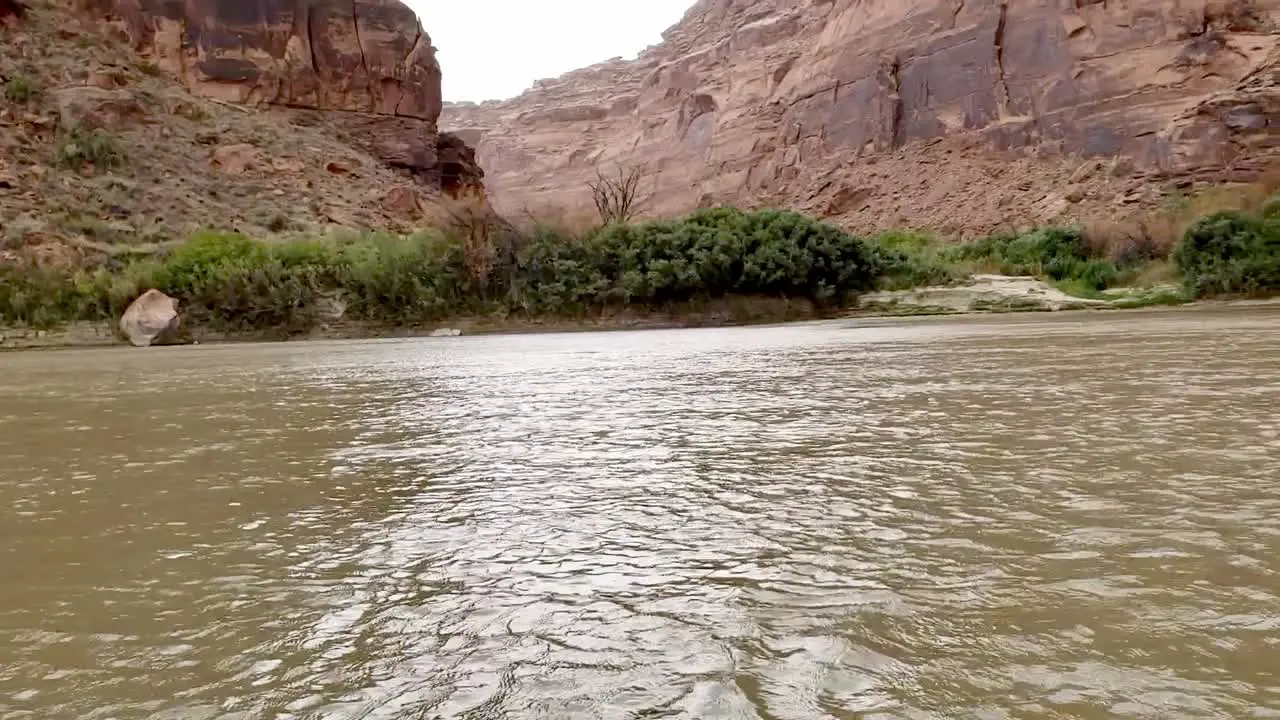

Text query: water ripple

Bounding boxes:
[0,308,1278,718]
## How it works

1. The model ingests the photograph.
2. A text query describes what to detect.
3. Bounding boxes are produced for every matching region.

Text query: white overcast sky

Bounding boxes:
[408,0,695,102]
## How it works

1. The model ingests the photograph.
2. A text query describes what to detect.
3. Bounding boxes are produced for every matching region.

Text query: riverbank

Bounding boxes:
[6,286,1278,351]
[1,201,1276,349]
[0,295,821,350]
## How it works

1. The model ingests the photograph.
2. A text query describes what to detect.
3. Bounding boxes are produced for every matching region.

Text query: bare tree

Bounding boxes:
[439,189,514,294]
[588,165,647,224]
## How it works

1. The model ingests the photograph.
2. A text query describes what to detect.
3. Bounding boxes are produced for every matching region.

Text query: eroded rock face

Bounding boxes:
[82,0,481,189]
[0,0,26,22]
[90,0,440,117]
[435,131,484,195]
[442,0,1279,234]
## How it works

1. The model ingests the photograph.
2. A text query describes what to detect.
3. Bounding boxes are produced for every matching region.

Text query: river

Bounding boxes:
[1,307,1278,719]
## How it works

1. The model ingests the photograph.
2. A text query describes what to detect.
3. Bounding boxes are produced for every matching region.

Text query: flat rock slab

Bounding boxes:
[860,275,1109,313]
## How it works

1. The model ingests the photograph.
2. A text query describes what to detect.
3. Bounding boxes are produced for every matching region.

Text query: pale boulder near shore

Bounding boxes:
[118,289,181,347]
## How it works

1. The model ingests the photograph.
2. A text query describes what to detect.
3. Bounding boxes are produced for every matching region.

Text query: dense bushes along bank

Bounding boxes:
[0,209,878,330]
[1,204,1277,331]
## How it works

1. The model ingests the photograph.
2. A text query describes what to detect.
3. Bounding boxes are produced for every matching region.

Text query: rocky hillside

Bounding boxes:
[442,0,1278,236]
[1,0,480,258]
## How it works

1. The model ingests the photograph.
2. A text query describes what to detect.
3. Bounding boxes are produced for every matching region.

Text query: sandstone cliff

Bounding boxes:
[1,0,480,252]
[443,0,1279,235]
[82,0,480,189]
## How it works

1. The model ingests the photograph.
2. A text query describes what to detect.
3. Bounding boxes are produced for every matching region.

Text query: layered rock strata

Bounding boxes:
[443,0,1278,233]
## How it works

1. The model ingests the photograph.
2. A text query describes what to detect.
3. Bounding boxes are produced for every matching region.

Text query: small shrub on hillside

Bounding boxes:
[135,61,164,77]
[266,213,291,233]
[1173,210,1280,297]
[55,129,127,170]
[2,73,39,104]
[1199,0,1271,32]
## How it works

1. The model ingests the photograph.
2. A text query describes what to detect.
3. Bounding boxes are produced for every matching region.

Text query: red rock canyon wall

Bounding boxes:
[84,0,480,190]
[442,0,1278,233]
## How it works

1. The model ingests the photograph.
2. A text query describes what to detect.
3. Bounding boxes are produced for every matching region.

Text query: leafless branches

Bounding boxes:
[588,165,647,224]
[439,190,512,291]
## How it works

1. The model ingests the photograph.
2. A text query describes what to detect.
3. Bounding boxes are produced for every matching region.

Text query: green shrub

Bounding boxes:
[336,231,474,322]
[1261,197,1280,221]
[869,230,965,290]
[154,231,348,330]
[1173,210,1280,297]
[55,129,127,170]
[951,227,1082,274]
[9,204,1275,332]
[506,207,879,313]
[0,209,878,330]
[944,226,1127,292]
[2,74,39,104]
[0,266,87,328]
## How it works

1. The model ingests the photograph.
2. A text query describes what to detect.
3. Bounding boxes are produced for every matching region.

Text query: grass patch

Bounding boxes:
[1263,197,1280,221]
[944,227,1136,292]
[1051,277,1110,300]
[55,129,127,170]
[868,230,969,290]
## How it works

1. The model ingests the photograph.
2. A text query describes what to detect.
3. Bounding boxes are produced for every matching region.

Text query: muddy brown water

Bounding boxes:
[1,307,1278,719]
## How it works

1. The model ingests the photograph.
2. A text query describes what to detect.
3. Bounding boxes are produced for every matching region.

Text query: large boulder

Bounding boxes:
[210,143,260,175]
[119,289,181,347]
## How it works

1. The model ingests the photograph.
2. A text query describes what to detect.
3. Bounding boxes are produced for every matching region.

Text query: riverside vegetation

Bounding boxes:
[0,198,1277,335]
